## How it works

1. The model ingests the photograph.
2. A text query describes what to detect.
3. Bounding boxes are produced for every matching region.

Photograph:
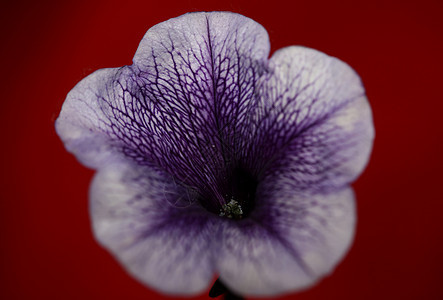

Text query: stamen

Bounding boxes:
[219,199,243,219]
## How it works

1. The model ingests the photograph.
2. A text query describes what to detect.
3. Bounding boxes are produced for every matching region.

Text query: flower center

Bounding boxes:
[219,199,243,219]
[198,165,258,219]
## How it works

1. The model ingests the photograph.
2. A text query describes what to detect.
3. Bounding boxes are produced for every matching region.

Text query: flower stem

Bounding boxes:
[209,278,244,300]
[224,291,244,300]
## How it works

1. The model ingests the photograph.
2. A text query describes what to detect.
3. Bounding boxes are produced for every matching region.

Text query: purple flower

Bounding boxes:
[56,12,374,297]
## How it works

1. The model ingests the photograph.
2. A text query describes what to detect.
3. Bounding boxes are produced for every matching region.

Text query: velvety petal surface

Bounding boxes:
[215,48,371,295]
[56,12,271,210]
[249,47,374,192]
[129,12,270,208]
[55,67,124,168]
[216,187,355,296]
[90,162,218,295]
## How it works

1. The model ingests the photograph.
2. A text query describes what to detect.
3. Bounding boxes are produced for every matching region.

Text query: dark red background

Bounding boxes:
[1,0,442,299]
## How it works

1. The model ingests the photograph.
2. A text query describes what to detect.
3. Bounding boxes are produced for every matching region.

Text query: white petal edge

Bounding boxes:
[255,46,374,189]
[215,188,356,296]
[89,162,218,295]
[55,68,124,169]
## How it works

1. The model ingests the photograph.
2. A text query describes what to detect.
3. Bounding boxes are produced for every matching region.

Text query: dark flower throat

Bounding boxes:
[199,165,258,219]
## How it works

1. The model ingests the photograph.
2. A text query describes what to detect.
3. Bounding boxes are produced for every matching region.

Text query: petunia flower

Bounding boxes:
[56,11,374,298]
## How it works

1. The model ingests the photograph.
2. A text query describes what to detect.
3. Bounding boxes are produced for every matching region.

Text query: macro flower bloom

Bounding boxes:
[56,11,374,297]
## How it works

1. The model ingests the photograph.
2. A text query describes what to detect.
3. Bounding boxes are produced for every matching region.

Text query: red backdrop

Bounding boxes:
[1,0,442,299]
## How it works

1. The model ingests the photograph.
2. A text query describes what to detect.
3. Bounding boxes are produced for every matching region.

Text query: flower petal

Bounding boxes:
[57,12,271,204]
[250,46,374,191]
[55,67,124,168]
[216,187,355,296]
[130,11,270,198]
[90,162,218,295]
